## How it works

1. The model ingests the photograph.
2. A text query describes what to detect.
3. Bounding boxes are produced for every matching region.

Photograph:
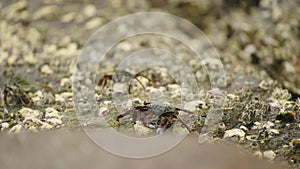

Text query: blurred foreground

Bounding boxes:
[0,130,285,169]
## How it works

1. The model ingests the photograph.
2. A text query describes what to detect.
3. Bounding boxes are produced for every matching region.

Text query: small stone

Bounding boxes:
[31,90,43,103]
[146,86,164,93]
[98,107,109,117]
[46,118,62,126]
[252,122,262,130]
[1,122,10,130]
[61,12,76,23]
[24,53,37,65]
[83,5,97,18]
[43,44,57,54]
[224,128,245,140]
[41,122,53,130]
[85,17,104,30]
[118,42,132,51]
[67,43,78,55]
[244,44,256,55]
[41,65,54,75]
[55,94,65,103]
[19,107,40,119]
[7,55,17,65]
[45,107,62,119]
[263,150,276,160]
[269,129,280,135]
[60,78,71,87]
[226,94,239,100]
[166,84,180,91]
[4,0,26,14]
[33,5,59,20]
[103,100,112,105]
[60,92,73,100]
[28,126,38,132]
[134,121,153,135]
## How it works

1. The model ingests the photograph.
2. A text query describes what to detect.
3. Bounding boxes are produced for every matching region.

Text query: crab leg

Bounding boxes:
[132,110,138,123]
[116,109,135,122]
[176,116,191,132]
[157,115,176,133]
[140,111,156,129]
[98,75,112,87]
[176,108,195,115]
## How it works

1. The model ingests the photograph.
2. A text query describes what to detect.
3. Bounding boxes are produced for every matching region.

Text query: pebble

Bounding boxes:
[31,90,44,103]
[40,122,53,130]
[61,12,76,23]
[103,100,112,105]
[83,5,97,18]
[118,42,132,51]
[60,77,71,87]
[55,94,65,103]
[45,108,62,119]
[28,125,38,132]
[60,92,73,100]
[269,129,280,134]
[1,122,10,130]
[226,94,239,100]
[7,55,17,65]
[41,64,54,75]
[85,17,104,30]
[45,118,62,126]
[19,107,40,119]
[146,86,164,93]
[98,107,109,117]
[223,128,245,140]
[244,44,256,55]
[32,5,59,20]
[263,150,276,160]
[24,52,37,64]
[134,121,153,135]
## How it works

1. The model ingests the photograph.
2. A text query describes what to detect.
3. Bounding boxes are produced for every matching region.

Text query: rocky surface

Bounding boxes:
[1,0,299,168]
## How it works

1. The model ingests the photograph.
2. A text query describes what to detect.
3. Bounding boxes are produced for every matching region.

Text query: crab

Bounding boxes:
[116,101,195,133]
[98,68,174,94]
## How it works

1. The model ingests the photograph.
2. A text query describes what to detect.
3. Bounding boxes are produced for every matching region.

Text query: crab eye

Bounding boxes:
[132,98,142,104]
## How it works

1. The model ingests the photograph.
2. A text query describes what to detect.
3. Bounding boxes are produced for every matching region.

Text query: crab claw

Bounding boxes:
[116,115,124,122]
